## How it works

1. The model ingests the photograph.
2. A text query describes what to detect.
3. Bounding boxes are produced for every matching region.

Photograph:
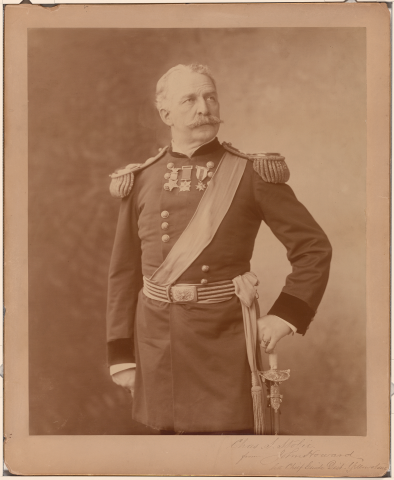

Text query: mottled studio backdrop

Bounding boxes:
[28,28,366,435]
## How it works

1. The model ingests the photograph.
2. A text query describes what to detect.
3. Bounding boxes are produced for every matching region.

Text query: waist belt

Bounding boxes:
[143,276,235,304]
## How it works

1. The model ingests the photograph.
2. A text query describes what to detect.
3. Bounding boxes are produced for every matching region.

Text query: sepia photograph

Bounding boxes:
[27,25,362,437]
[4,3,390,476]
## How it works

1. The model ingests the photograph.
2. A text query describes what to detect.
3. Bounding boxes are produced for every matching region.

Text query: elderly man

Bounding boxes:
[106,64,332,435]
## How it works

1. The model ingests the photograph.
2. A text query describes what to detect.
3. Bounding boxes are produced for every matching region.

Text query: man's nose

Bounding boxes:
[196,97,209,115]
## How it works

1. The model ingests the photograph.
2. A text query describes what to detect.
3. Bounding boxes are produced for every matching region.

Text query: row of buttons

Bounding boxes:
[201,263,209,283]
[161,211,170,242]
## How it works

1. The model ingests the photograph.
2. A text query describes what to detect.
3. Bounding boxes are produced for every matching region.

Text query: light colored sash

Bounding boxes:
[149,152,247,286]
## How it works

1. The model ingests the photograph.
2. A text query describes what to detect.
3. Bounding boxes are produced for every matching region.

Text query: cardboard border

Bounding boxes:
[4,3,390,476]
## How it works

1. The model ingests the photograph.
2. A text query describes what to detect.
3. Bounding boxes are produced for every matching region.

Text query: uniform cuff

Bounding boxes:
[276,317,297,334]
[110,363,136,375]
[268,292,315,335]
[107,338,135,367]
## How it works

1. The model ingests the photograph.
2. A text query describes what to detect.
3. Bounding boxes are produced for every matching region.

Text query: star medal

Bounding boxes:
[195,165,208,191]
[179,166,193,192]
[164,163,181,191]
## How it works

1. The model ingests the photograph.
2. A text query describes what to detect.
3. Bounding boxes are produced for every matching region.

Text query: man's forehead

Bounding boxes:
[167,71,217,96]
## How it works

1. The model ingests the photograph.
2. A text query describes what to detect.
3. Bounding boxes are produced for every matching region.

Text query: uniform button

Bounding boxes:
[162,234,170,243]
[161,211,169,219]
[164,173,171,179]
[163,185,170,191]
[207,161,215,169]
[208,172,214,178]
[161,222,169,230]
[201,279,208,284]
[202,265,210,272]
[167,163,175,169]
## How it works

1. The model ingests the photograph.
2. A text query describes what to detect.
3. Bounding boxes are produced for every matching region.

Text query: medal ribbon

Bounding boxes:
[196,165,208,182]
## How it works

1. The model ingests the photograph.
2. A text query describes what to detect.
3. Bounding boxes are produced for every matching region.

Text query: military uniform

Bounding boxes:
[106,138,332,433]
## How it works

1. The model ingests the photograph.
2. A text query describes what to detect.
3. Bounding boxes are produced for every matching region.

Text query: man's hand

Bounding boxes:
[112,368,136,396]
[257,315,292,353]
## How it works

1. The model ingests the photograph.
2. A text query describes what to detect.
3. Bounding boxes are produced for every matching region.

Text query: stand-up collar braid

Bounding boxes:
[169,137,222,158]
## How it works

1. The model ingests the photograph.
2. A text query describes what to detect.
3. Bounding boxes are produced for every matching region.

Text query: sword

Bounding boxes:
[259,351,290,435]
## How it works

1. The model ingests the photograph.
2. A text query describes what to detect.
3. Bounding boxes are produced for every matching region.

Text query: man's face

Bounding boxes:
[160,71,221,146]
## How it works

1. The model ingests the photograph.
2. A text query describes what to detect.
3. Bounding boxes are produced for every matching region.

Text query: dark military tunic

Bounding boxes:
[106,138,332,432]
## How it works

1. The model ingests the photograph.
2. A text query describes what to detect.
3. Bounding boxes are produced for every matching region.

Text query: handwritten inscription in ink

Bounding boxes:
[230,438,387,475]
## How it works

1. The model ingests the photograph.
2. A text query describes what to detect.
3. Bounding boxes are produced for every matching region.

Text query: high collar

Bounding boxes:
[169,137,222,158]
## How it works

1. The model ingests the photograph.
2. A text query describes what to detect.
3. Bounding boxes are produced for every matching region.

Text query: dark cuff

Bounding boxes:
[268,292,315,335]
[107,338,135,367]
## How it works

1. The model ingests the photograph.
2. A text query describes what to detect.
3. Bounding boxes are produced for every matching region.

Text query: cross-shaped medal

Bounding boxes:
[195,165,208,191]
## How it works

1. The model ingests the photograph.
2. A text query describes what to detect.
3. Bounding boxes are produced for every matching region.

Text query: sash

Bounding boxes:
[149,152,247,286]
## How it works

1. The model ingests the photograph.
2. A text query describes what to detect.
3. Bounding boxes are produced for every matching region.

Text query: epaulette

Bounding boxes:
[222,142,290,184]
[109,146,169,198]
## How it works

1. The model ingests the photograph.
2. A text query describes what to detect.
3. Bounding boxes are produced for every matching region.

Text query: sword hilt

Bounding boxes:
[259,352,290,410]
[268,352,278,370]
[260,350,290,384]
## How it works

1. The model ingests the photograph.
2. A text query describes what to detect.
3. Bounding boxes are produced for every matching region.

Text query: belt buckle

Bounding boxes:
[170,285,197,303]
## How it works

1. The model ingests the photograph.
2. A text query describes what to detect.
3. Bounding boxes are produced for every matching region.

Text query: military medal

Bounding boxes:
[164,163,181,191]
[164,161,214,193]
[195,165,208,191]
[179,166,193,192]
[195,161,215,191]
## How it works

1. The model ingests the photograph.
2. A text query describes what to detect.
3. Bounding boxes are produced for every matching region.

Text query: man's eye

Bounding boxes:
[184,98,193,104]
[207,96,217,102]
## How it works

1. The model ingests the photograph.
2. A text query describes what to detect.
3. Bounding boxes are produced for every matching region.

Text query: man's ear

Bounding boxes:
[159,108,173,127]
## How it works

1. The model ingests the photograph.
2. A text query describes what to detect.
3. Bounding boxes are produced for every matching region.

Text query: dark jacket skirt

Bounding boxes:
[132,290,254,433]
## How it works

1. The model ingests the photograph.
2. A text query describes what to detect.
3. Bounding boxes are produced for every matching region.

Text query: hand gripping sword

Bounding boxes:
[259,352,290,435]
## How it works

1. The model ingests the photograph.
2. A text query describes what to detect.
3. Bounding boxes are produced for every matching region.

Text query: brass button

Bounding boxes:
[202,265,210,272]
[207,161,215,169]
[161,211,169,219]
[167,163,175,169]
[162,234,170,243]
[163,185,170,191]
[161,222,169,230]
[164,173,171,180]
[208,172,214,178]
[200,279,208,284]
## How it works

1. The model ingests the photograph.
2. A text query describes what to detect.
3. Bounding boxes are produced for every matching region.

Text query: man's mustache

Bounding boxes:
[187,115,223,129]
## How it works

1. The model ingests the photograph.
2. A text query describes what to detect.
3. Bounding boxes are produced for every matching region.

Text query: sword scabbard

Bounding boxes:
[259,350,290,435]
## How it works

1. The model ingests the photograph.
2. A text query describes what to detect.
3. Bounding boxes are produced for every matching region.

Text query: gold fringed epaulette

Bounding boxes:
[109,146,169,198]
[222,142,290,184]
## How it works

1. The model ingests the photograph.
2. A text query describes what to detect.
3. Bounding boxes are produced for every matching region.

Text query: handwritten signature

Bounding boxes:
[230,438,386,473]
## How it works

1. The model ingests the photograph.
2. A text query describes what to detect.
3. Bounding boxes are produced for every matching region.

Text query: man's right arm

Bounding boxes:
[106,189,142,375]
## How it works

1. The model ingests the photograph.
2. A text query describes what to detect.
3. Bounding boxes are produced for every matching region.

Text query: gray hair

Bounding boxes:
[155,64,217,111]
